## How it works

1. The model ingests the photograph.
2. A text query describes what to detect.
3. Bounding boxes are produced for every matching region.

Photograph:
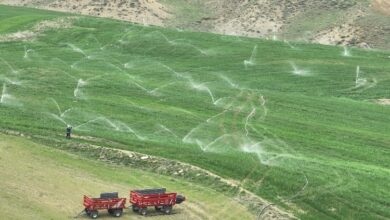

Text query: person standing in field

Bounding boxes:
[66,125,72,139]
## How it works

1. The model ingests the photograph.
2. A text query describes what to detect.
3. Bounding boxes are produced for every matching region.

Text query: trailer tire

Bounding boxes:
[132,205,139,212]
[163,205,172,215]
[90,210,99,219]
[139,208,147,216]
[113,209,123,217]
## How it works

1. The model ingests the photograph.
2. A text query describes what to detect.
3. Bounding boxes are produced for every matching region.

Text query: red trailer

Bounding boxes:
[130,188,185,216]
[83,193,126,219]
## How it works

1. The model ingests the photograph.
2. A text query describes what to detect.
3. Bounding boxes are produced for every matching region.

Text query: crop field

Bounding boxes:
[0,5,390,220]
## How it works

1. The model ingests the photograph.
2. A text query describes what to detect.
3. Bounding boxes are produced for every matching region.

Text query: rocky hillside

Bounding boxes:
[0,0,171,25]
[1,0,389,49]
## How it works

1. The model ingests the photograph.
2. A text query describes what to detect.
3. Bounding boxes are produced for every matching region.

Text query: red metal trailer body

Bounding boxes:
[83,195,126,219]
[130,188,185,216]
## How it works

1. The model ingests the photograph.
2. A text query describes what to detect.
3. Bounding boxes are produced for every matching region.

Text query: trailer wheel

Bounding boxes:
[132,205,139,212]
[113,209,123,217]
[90,210,99,219]
[139,208,147,216]
[163,205,172,215]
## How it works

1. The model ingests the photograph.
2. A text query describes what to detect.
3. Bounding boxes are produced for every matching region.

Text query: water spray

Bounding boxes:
[23,46,34,59]
[190,81,215,103]
[60,108,73,117]
[148,82,175,96]
[49,98,72,118]
[0,83,6,104]
[355,66,360,86]
[0,58,18,74]
[245,108,257,136]
[74,79,87,98]
[343,46,351,57]
[206,110,228,123]
[0,76,21,85]
[67,43,87,57]
[48,113,68,125]
[147,31,207,55]
[284,40,296,49]
[289,61,310,76]
[272,33,278,41]
[157,124,178,138]
[244,45,258,69]
[218,74,240,89]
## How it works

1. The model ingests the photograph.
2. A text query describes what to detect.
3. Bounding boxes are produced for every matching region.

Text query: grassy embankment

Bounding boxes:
[0,134,253,220]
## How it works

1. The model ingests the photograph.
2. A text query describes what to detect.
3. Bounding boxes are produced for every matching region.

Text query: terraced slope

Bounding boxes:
[0,5,390,220]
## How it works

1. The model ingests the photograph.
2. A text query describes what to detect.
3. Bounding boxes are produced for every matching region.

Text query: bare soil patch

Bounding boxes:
[0,0,171,26]
[311,6,370,47]
[377,99,390,105]
[0,17,75,42]
[0,31,36,42]
[373,0,390,16]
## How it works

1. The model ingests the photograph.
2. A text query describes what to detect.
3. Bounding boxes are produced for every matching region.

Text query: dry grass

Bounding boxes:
[0,134,254,220]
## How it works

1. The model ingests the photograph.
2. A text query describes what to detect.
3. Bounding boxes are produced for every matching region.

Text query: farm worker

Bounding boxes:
[66,125,72,139]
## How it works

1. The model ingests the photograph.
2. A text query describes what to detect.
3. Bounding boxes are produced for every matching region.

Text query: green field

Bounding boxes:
[0,5,390,220]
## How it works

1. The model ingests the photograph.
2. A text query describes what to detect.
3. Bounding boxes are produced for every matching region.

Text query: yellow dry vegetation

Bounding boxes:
[0,134,253,220]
